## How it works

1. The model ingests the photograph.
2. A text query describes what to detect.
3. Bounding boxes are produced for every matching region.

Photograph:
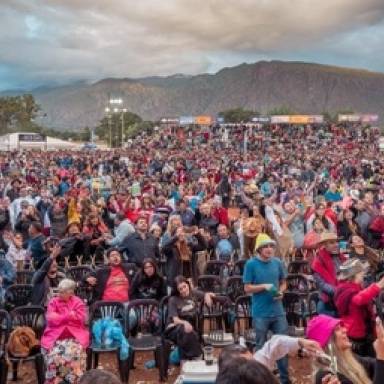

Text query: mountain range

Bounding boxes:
[3,60,384,130]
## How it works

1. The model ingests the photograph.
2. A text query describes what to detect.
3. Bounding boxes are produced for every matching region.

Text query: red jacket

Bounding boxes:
[334,281,380,339]
[212,207,229,227]
[311,248,346,303]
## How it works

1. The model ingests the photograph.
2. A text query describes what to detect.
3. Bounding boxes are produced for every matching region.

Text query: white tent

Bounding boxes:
[0,132,82,151]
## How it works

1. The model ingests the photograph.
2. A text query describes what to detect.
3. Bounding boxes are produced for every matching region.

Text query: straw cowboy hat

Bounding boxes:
[244,183,259,195]
[316,232,339,245]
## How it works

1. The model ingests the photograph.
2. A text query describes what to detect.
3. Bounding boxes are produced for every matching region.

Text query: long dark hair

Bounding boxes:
[171,275,191,297]
[136,258,160,283]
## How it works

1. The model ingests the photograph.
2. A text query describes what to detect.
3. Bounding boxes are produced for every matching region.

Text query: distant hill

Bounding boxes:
[6,60,384,129]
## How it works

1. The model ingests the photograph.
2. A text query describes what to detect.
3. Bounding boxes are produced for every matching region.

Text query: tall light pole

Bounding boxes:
[121,108,127,147]
[105,107,112,147]
[107,98,124,148]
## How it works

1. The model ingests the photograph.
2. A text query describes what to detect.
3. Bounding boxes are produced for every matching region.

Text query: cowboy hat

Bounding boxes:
[317,232,339,245]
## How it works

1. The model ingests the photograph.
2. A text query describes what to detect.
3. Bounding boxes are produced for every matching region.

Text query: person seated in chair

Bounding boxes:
[85,248,131,303]
[41,278,89,384]
[164,275,215,360]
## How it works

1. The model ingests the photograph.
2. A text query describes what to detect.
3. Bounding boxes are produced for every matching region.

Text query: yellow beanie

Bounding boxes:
[255,233,276,252]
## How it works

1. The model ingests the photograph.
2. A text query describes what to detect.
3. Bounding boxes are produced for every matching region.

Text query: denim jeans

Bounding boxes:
[316,300,337,317]
[253,316,290,384]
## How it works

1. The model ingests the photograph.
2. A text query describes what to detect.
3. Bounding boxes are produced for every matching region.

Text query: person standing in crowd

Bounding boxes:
[208,223,240,262]
[104,212,135,248]
[26,221,46,269]
[243,233,290,384]
[311,232,347,316]
[162,224,206,286]
[4,232,29,269]
[307,314,384,384]
[171,199,197,227]
[119,215,160,265]
[281,199,305,250]
[349,235,384,285]
[334,259,384,357]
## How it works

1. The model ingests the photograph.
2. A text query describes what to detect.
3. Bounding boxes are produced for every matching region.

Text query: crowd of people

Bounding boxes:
[0,120,384,383]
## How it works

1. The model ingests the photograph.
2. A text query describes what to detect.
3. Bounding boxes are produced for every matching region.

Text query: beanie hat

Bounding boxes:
[306,315,342,348]
[255,233,276,252]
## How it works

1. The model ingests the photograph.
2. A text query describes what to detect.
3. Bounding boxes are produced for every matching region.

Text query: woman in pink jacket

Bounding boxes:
[41,279,89,384]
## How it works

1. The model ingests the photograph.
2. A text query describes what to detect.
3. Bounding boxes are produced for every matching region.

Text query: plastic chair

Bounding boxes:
[5,284,33,309]
[225,276,244,303]
[0,310,11,384]
[286,274,311,294]
[283,292,309,335]
[199,295,233,347]
[204,260,230,278]
[234,295,255,350]
[15,270,34,284]
[87,301,128,383]
[66,265,93,282]
[9,306,45,384]
[287,260,311,275]
[197,275,223,294]
[126,299,167,381]
[233,259,246,276]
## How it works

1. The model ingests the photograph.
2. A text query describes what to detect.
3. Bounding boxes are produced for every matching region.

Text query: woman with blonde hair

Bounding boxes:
[306,314,384,384]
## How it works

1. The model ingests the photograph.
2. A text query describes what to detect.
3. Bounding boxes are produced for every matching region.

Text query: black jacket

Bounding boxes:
[130,272,167,301]
[119,232,160,266]
[88,264,134,302]
[162,233,206,286]
[31,257,64,306]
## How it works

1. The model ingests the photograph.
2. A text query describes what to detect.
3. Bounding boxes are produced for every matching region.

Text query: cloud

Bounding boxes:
[1,0,384,89]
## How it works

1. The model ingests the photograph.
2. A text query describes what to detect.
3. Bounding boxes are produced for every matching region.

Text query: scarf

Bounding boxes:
[176,239,192,262]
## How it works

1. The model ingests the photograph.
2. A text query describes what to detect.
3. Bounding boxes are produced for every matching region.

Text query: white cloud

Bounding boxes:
[1,0,384,89]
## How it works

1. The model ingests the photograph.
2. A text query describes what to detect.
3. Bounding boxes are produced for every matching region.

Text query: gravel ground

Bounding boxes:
[13,351,313,383]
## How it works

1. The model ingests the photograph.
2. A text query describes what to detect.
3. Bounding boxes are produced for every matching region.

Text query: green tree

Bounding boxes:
[218,108,256,123]
[267,106,297,115]
[96,110,143,147]
[0,94,41,133]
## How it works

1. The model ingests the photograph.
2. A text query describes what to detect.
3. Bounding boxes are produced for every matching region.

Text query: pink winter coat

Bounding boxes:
[41,295,90,350]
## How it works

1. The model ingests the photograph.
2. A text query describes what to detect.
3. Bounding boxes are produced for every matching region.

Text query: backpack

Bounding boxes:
[7,326,40,358]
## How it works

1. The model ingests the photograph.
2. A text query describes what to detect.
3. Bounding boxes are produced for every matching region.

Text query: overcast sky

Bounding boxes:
[1,0,384,90]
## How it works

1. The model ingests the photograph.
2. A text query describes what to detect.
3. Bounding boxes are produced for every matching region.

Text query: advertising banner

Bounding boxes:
[160,117,179,124]
[18,133,46,142]
[251,116,270,123]
[179,116,195,125]
[195,115,212,125]
[338,114,361,122]
[289,115,309,124]
[361,114,379,123]
[307,115,324,123]
[271,115,290,123]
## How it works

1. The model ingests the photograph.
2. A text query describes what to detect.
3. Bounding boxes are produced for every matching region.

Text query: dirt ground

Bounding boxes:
[14,351,313,384]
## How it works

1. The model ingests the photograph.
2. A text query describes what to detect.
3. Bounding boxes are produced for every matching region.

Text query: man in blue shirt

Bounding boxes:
[243,233,290,384]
